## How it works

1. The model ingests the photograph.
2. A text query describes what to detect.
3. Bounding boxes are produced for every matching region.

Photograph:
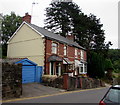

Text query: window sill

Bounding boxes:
[79,72,87,74]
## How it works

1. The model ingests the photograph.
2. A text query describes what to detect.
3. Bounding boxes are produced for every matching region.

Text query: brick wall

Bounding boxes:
[58,43,64,56]
[67,46,75,59]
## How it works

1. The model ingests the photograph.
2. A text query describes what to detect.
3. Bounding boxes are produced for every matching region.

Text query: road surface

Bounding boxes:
[3,87,109,104]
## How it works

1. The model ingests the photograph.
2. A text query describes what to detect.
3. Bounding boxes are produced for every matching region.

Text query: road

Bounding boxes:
[3,87,109,104]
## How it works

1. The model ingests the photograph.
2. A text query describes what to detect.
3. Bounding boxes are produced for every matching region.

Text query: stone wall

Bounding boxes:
[113,77,120,85]
[42,74,105,91]
[2,62,22,99]
[77,77,105,89]
[65,76,105,90]
[42,75,63,89]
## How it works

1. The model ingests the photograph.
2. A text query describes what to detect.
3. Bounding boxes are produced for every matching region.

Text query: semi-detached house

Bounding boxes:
[7,13,87,77]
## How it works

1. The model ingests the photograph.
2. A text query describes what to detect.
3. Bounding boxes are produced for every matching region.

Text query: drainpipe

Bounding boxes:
[44,38,47,74]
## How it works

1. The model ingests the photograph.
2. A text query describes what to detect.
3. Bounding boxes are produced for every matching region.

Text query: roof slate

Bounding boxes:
[27,22,85,50]
[2,58,26,64]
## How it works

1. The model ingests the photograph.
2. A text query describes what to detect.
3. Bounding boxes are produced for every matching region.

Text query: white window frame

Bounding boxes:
[79,63,87,74]
[75,48,78,58]
[50,62,54,75]
[50,62,61,76]
[81,50,84,60]
[64,45,67,56]
[52,42,57,54]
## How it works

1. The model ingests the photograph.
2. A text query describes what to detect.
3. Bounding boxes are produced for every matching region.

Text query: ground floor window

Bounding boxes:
[84,63,87,73]
[62,64,74,74]
[50,62,61,76]
[79,63,87,74]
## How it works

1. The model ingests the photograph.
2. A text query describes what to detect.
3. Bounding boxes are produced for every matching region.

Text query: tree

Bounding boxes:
[87,51,105,78]
[44,2,112,52]
[1,12,22,57]
[104,59,114,71]
[44,2,81,37]
[74,13,106,51]
[107,49,120,73]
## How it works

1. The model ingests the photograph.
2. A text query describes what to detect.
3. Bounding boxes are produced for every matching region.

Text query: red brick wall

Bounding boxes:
[67,46,75,59]
[44,39,52,74]
[46,39,52,54]
[58,43,64,56]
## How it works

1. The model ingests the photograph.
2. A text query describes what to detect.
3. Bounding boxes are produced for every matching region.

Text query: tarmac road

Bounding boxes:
[2,87,109,104]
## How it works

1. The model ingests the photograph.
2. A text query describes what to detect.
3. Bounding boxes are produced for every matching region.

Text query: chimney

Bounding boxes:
[66,35,74,41]
[22,13,31,23]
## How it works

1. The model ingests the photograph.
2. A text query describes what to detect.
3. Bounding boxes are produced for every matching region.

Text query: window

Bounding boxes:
[64,45,67,56]
[84,63,87,73]
[52,43,57,54]
[81,50,84,59]
[80,64,83,73]
[79,63,87,74]
[68,64,73,70]
[50,62,61,76]
[75,48,78,57]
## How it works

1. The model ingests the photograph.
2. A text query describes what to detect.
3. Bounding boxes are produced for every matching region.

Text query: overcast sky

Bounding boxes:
[0,0,119,49]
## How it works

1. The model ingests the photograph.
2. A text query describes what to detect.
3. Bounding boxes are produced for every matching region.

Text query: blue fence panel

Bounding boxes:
[36,66,43,83]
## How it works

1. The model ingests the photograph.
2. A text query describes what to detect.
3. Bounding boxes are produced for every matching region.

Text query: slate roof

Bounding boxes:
[27,22,85,50]
[2,58,26,64]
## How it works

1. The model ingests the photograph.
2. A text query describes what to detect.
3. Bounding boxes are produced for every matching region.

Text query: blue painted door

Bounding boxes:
[36,66,43,83]
[22,66,35,83]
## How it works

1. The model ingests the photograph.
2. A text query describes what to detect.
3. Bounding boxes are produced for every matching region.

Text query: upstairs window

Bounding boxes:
[75,48,78,58]
[81,50,84,59]
[52,43,57,54]
[64,45,67,56]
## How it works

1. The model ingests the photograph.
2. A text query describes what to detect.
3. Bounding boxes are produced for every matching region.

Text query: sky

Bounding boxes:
[0,0,119,49]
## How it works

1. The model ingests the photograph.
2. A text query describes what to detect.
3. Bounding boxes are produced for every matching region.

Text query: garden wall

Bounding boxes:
[113,77,120,85]
[42,74,105,91]
[2,62,22,99]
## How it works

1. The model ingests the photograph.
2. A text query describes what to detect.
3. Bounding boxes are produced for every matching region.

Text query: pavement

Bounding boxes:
[21,83,66,98]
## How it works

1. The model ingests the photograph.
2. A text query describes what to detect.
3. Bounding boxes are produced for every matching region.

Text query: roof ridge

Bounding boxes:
[27,22,85,50]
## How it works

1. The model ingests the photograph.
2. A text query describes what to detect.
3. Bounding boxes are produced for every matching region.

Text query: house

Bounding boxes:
[7,13,87,76]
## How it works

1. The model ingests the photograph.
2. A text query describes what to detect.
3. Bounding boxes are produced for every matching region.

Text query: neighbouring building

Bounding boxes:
[7,13,87,76]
